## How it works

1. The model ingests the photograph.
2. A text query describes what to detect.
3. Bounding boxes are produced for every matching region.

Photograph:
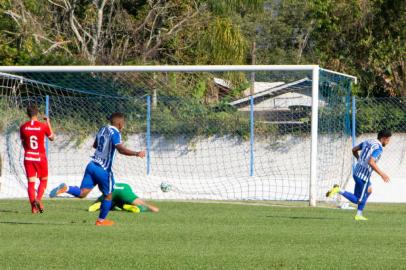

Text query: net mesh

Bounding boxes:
[0,68,353,202]
[356,97,406,184]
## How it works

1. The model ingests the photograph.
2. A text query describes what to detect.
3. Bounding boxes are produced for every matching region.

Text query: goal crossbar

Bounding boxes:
[0,64,352,77]
[0,65,357,206]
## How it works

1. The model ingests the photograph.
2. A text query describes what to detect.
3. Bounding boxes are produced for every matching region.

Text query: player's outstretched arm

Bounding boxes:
[368,158,390,183]
[116,144,145,158]
[129,198,159,212]
[43,116,55,141]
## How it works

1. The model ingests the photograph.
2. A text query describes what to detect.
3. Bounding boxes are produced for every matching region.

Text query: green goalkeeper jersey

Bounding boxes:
[98,182,138,207]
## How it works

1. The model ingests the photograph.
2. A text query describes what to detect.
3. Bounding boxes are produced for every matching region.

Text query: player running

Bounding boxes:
[20,104,55,213]
[87,182,159,213]
[326,129,392,221]
[49,112,145,226]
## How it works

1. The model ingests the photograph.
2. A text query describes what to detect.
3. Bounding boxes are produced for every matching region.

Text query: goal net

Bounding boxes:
[0,66,355,205]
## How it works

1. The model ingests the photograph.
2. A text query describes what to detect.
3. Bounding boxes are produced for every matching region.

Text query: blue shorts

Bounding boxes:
[353,175,371,201]
[80,161,115,196]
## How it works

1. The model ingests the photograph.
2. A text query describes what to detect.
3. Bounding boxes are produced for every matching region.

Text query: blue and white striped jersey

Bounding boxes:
[91,125,121,172]
[353,139,383,181]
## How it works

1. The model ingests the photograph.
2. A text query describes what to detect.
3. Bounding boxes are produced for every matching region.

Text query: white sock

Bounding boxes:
[356,210,363,216]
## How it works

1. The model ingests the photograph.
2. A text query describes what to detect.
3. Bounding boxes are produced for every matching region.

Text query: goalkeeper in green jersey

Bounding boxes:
[88,182,159,213]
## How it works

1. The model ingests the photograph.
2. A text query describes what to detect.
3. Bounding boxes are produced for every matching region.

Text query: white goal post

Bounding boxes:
[0,65,357,206]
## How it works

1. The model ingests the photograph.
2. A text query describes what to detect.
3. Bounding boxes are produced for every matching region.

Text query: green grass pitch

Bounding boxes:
[1,200,406,270]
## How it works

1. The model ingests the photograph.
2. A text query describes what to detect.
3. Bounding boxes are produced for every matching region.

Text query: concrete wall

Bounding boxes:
[1,132,405,202]
[349,134,406,202]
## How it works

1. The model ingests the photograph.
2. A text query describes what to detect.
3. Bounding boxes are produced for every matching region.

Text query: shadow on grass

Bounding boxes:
[0,220,88,226]
[266,215,340,220]
[0,209,20,213]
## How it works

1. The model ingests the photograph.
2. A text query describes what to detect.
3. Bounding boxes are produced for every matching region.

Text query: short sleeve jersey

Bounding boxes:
[353,139,383,181]
[91,125,122,172]
[20,120,52,160]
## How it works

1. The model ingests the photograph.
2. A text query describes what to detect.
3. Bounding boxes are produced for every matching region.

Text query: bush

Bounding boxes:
[357,98,406,134]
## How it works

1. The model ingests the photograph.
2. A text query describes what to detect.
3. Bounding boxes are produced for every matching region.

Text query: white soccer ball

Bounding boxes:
[160,182,172,193]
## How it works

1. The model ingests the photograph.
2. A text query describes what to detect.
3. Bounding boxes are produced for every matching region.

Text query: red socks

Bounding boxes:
[28,179,47,212]
[27,182,36,205]
[36,179,47,202]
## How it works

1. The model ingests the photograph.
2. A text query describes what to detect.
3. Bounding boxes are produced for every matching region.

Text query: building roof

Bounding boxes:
[213,77,285,97]
[213,77,232,89]
[242,81,285,96]
[230,78,312,107]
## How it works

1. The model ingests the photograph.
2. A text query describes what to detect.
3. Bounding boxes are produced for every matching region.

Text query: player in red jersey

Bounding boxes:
[20,105,55,213]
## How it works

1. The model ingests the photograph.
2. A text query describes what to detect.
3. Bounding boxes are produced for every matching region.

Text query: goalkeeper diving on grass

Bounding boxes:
[49,112,145,226]
[88,182,159,213]
[326,129,392,221]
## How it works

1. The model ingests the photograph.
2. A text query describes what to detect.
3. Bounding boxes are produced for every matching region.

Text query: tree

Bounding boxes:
[45,0,203,64]
[307,0,405,96]
[0,0,404,97]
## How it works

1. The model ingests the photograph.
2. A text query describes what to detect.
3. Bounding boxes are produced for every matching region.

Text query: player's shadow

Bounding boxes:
[265,215,340,220]
[0,220,86,226]
[0,209,19,213]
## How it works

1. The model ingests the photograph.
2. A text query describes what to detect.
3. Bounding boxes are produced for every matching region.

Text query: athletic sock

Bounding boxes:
[340,191,359,204]
[358,191,371,212]
[67,186,81,197]
[98,199,112,220]
[28,182,36,204]
[356,210,363,216]
[36,179,47,201]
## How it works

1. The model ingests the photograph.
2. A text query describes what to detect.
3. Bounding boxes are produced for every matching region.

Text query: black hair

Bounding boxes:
[378,129,392,139]
[109,112,125,123]
[27,104,39,117]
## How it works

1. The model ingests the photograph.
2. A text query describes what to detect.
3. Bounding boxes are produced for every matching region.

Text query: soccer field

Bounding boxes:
[1,200,406,270]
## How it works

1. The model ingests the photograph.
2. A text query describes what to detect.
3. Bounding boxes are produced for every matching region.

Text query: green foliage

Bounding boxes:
[48,97,146,145]
[238,0,405,97]
[318,106,349,134]
[192,80,207,100]
[197,17,247,65]
[223,81,251,101]
[0,0,404,97]
[204,0,264,16]
[149,97,281,141]
[0,94,278,143]
[306,0,406,96]
[357,98,406,134]
[239,0,313,65]
[151,97,253,139]
[0,99,27,133]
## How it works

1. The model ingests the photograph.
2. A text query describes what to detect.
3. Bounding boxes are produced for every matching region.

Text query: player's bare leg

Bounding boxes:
[78,188,92,198]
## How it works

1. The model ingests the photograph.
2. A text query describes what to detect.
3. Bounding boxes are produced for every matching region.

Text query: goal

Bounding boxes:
[0,65,356,206]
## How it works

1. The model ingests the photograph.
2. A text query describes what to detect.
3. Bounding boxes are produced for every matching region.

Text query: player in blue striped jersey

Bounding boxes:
[50,112,145,226]
[326,129,392,221]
